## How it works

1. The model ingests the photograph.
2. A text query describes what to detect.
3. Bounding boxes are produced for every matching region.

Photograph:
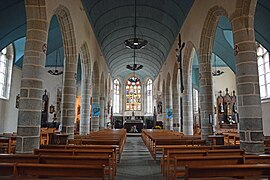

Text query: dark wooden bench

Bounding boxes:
[0,137,13,154]
[152,139,206,160]
[184,164,270,180]
[0,162,107,179]
[164,149,244,177]
[160,145,240,175]
[71,129,126,160]
[173,155,245,178]
[34,148,116,176]
[173,154,270,179]
[0,153,114,179]
[40,144,119,164]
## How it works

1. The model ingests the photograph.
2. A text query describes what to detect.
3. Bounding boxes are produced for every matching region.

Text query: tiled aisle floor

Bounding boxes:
[115,136,164,180]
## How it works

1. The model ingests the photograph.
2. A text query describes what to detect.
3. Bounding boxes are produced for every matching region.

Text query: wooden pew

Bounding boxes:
[173,154,270,179]
[161,145,212,175]
[34,148,116,176]
[0,163,107,179]
[160,144,240,174]
[71,129,126,160]
[0,154,114,179]
[164,149,244,177]
[184,164,270,180]
[40,144,119,163]
[173,155,245,178]
[0,137,12,154]
[152,139,206,160]
[245,154,270,164]
[141,129,206,160]
[0,163,15,178]
[0,154,39,163]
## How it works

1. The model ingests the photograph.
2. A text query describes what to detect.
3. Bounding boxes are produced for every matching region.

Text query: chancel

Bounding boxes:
[1,0,270,179]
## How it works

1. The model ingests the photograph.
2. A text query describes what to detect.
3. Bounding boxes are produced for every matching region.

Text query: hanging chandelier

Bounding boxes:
[126,48,142,84]
[124,0,147,49]
[126,0,144,82]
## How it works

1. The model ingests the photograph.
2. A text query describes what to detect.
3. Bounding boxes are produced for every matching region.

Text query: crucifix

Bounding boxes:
[176,33,185,93]
[176,33,185,132]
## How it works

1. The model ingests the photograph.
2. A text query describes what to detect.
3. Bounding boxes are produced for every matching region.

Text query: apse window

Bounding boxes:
[113,79,120,113]
[257,43,270,99]
[147,79,153,113]
[126,77,141,111]
[0,45,13,100]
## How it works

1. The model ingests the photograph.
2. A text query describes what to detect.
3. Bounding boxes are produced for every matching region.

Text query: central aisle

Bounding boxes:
[115,136,163,180]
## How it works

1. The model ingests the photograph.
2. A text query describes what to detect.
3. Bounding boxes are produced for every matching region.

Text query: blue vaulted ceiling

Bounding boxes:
[1,0,270,82]
[81,0,194,79]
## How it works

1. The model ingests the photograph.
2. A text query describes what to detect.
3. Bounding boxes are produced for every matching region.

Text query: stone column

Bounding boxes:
[99,96,105,130]
[183,68,194,135]
[162,82,167,129]
[231,0,264,154]
[198,53,213,140]
[16,0,48,153]
[91,90,100,132]
[79,65,91,135]
[165,90,173,130]
[61,58,77,138]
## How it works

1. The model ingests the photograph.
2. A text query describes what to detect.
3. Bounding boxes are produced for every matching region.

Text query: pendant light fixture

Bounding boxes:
[124,0,148,49]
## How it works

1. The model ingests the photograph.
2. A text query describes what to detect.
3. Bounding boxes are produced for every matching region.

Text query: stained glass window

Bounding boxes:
[126,77,141,111]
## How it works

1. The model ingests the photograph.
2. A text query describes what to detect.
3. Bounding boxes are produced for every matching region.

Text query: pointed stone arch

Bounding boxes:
[79,42,91,135]
[199,5,228,140]
[54,5,78,138]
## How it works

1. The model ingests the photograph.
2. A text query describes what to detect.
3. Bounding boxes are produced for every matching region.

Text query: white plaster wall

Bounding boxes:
[212,67,237,126]
[213,67,237,98]
[2,67,21,133]
[1,67,64,133]
[43,67,63,123]
[262,101,270,136]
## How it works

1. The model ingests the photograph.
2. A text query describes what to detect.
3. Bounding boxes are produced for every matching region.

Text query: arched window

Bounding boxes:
[0,45,13,100]
[113,79,120,113]
[257,43,270,99]
[193,88,199,113]
[126,77,141,111]
[147,79,153,113]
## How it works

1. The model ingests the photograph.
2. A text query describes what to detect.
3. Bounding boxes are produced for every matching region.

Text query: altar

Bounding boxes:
[124,121,143,133]
[124,116,144,133]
